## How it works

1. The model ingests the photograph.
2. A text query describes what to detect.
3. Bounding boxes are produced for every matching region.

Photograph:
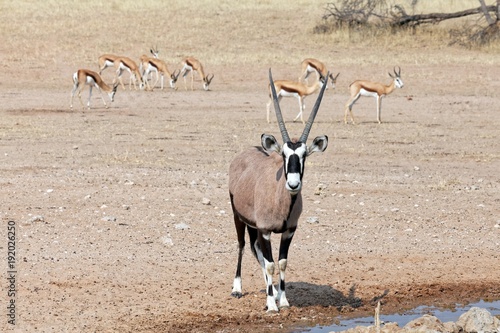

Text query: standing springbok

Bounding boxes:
[266,73,327,124]
[179,57,214,91]
[70,69,118,110]
[344,67,404,124]
[298,58,340,89]
[229,69,329,312]
[139,47,161,82]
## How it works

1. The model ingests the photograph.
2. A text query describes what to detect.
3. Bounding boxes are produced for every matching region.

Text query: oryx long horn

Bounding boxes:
[299,71,329,143]
[269,68,291,143]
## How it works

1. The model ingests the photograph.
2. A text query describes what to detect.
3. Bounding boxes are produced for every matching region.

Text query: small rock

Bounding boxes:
[29,215,45,223]
[102,216,117,222]
[175,223,190,230]
[202,198,211,205]
[314,183,326,195]
[306,217,319,224]
[160,236,173,246]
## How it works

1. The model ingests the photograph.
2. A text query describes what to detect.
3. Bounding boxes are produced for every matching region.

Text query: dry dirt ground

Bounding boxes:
[1,5,500,333]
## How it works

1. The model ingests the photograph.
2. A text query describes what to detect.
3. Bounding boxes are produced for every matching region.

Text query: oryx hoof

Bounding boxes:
[265,306,279,313]
[231,291,243,299]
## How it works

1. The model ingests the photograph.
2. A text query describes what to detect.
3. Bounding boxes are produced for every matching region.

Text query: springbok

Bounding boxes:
[98,54,120,75]
[113,56,145,90]
[179,57,214,91]
[140,47,160,82]
[299,58,339,89]
[70,69,118,110]
[140,57,180,90]
[229,69,329,312]
[266,73,327,124]
[344,67,404,124]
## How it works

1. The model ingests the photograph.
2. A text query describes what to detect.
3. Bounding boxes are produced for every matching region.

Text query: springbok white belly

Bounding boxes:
[279,90,300,98]
[85,76,96,85]
[359,88,379,98]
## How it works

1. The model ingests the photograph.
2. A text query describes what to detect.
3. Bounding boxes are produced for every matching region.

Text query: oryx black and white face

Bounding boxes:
[261,134,328,195]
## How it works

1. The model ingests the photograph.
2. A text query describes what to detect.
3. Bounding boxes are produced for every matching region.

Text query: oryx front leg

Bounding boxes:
[257,231,278,312]
[277,228,295,309]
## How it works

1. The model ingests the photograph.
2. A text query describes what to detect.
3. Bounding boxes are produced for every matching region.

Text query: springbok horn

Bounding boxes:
[299,71,329,143]
[397,66,401,76]
[394,66,400,77]
[268,68,291,143]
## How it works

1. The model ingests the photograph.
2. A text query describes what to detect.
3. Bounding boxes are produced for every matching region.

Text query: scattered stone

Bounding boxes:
[160,236,173,246]
[102,216,117,222]
[202,197,211,205]
[314,183,326,195]
[306,216,319,224]
[29,215,45,223]
[175,223,190,230]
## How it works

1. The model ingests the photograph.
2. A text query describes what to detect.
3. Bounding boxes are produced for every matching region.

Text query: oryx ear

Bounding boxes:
[307,135,328,155]
[261,134,281,154]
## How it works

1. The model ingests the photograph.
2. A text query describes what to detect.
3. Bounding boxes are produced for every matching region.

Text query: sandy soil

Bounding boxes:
[1,4,500,332]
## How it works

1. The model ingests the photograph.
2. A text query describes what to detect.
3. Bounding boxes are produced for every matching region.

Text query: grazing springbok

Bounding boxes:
[179,57,214,91]
[140,57,180,90]
[113,56,145,90]
[70,69,118,110]
[98,54,120,75]
[344,67,404,124]
[266,73,327,124]
[229,69,329,312]
[299,58,340,89]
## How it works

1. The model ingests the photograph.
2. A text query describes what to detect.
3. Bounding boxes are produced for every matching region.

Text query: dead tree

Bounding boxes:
[391,3,498,27]
[319,0,500,46]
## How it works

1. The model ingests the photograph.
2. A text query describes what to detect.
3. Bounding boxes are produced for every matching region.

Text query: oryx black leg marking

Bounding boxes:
[257,231,278,311]
[230,193,246,298]
[277,227,296,308]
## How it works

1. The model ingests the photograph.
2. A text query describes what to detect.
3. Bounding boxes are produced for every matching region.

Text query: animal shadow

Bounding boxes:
[286,282,364,310]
